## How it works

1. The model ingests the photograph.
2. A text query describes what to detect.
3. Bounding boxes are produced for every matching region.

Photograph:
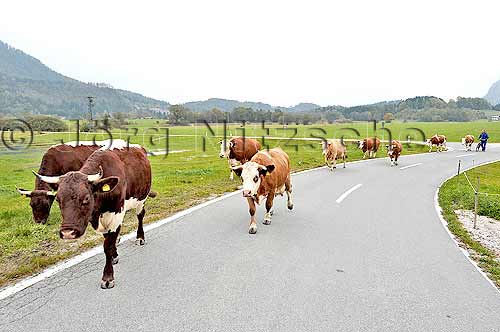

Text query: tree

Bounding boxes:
[168,105,189,125]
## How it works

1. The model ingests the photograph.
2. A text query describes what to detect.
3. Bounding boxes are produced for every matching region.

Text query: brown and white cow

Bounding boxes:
[16,141,117,224]
[232,148,293,234]
[358,137,381,159]
[462,135,474,151]
[426,134,447,152]
[34,142,154,289]
[386,140,402,166]
[321,139,347,171]
[219,137,261,180]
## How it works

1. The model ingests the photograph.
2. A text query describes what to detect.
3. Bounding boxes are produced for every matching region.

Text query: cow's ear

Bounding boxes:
[231,166,243,177]
[93,176,119,194]
[229,141,235,148]
[260,165,275,176]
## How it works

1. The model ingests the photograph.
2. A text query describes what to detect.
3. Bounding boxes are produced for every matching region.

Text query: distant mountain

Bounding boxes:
[182,98,320,113]
[0,40,169,117]
[484,79,500,106]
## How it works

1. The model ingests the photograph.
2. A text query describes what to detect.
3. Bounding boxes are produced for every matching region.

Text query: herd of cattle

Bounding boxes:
[14,133,472,289]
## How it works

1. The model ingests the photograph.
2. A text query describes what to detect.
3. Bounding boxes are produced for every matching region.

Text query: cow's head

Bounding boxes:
[357,140,365,149]
[17,187,56,224]
[219,139,233,158]
[319,141,331,155]
[34,168,119,239]
[232,162,275,197]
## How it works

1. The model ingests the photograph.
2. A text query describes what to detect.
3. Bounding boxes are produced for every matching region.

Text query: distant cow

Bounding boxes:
[321,140,347,171]
[16,142,116,223]
[386,140,402,166]
[232,148,293,234]
[462,135,474,151]
[219,137,261,180]
[358,137,381,159]
[34,142,154,289]
[427,134,447,152]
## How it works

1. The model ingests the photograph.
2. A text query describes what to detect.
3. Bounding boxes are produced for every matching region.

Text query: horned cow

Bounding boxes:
[16,142,116,223]
[321,140,347,171]
[34,143,154,289]
[219,137,261,180]
[232,148,293,234]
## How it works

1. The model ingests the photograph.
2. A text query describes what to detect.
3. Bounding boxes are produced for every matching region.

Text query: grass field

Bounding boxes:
[439,162,500,287]
[0,120,497,287]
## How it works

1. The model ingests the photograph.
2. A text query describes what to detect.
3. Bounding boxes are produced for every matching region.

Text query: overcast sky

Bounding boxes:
[1,0,499,107]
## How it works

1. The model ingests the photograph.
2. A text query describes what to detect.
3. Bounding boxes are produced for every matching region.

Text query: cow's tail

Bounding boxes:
[148,190,158,198]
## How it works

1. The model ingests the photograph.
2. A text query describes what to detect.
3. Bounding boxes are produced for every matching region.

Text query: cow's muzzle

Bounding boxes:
[60,229,81,240]
[242,190,252,197]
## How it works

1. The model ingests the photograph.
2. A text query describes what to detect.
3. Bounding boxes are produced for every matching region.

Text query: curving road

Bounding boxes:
[1,143,500,331]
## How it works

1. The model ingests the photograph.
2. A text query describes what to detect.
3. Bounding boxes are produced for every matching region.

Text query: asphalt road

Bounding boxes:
[1,143,500,332]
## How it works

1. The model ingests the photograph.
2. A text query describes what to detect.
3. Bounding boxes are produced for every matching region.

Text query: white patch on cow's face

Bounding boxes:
[358,141,364,149]
[240,162,262,197]
[96,197,146,233]
[219,140,231,158]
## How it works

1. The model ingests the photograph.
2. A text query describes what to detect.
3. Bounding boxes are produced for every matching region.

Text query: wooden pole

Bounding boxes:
[473,177,479,230]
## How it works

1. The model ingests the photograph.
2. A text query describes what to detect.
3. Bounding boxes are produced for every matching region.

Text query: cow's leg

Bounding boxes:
[285,178,294,210]
[247,197,257,234]
[228,159,234,180]
[102,225,120,289]
[135,207,146,245]
[395,155,398,165]
[332,157,337,170]
[343,155,346,168]
[263,193,275,225]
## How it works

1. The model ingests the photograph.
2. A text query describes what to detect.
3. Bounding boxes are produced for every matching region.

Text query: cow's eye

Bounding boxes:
[82,195,90,205]
[253,176,259,183]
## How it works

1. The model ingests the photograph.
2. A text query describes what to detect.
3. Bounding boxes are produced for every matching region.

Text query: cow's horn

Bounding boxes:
[16,186,32,196]
[32,170,60,184]
[87,166,103,182]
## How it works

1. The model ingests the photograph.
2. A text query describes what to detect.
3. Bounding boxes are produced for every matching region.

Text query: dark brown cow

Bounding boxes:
[386,140,402,166]
[17,143,103,223]
[427,134,447,152]
[219,137,261,180]
[232,148,293,234]
[358,137,381,159]
[34,143,153,289]
[462,135,474,151]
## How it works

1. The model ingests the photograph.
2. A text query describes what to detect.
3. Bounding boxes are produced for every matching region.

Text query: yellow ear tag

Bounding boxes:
[102,184,111,192]
[266,172,271,176]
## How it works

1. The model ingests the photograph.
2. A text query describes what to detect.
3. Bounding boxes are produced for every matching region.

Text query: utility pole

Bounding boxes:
[87,96,95,122]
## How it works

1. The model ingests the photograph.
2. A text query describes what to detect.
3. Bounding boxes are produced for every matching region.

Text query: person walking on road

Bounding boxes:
[477,129,489,152]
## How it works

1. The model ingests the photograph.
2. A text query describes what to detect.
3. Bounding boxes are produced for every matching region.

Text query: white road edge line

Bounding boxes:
[455,153,474,158]
[336,184,363,204]
[0,152,449,300]
[434,159,500,295]
[400,163,422,170]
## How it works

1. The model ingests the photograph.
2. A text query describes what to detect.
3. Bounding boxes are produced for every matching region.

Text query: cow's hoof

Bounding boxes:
[112,256,119,265]
[101,279,115,289]
[288,204,294,210]
[263,219,272,225]
[135,238,145,246]
[248,225,257,234]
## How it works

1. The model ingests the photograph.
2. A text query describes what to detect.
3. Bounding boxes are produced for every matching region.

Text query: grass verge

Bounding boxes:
[438,161,500,287]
